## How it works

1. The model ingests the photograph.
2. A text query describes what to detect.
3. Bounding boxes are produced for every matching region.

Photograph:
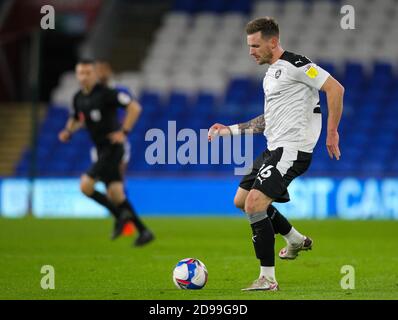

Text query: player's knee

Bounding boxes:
[233,195,245,210]
[80,180,94,196]
[107,190,124,205]
[108,194,120,205]
[244,191,269,214]
[80,176,94,197]
[106,184,125,205]
[244,199,258,214]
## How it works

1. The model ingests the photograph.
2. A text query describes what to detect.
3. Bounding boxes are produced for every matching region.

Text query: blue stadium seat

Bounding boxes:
[167,92,190,118]
[318,62,335,75]
[173,0,252,13]
[14,60,398,176]
[226,0,252,13]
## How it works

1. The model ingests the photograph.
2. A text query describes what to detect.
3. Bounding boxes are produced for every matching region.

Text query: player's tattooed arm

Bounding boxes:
[208,114,265,140]
[237,114,265,134]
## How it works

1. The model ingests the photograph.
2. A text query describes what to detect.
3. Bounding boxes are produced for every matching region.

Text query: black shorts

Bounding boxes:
[86,143,125,185]
[239,147,312,203]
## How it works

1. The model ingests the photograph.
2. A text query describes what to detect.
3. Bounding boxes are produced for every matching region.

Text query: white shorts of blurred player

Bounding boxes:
[90,140,131,165]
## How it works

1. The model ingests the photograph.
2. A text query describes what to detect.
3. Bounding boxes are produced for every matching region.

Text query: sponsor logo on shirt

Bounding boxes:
[305,65,318,79]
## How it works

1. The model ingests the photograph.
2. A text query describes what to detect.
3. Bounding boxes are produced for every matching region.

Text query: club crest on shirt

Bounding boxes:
[275,69,282,79]
[90,109,101,122]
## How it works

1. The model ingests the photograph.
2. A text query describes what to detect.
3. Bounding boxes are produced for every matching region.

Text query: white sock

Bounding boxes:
[283,227,305,245]
[260,266,275,280]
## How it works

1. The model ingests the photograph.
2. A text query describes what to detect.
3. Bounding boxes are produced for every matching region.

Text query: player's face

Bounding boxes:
[247,32,274,65]
[75,63,97,89]
[95,62,112,85]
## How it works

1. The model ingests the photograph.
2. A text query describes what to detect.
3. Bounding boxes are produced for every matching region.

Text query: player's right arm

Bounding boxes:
[59,95,83,143]
[208,114,265,141]
[58,117,83,142]
[291,60,343,160]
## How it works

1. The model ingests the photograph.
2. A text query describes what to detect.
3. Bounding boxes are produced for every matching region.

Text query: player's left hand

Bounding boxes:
[108,131,126,144]
[326,130,341,160]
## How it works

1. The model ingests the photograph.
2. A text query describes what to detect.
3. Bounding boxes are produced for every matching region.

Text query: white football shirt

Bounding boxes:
[262,51,330,152]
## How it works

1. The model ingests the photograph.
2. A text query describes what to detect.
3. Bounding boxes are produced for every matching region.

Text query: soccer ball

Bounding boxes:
[172,258,208,290]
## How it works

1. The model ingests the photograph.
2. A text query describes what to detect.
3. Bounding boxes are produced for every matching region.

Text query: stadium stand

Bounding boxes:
[15,0,398,176]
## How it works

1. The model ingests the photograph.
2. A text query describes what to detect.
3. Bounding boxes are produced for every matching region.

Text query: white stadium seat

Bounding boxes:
[51,0,398,103]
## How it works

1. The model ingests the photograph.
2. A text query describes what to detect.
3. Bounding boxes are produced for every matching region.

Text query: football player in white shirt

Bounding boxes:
[208,17,344,291]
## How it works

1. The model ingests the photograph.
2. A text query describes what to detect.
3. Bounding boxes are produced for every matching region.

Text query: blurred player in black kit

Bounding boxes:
[58,59,154,247]
[92,60,132,177]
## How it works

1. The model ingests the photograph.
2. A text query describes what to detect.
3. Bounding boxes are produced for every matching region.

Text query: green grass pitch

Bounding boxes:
[0,217,397,300]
